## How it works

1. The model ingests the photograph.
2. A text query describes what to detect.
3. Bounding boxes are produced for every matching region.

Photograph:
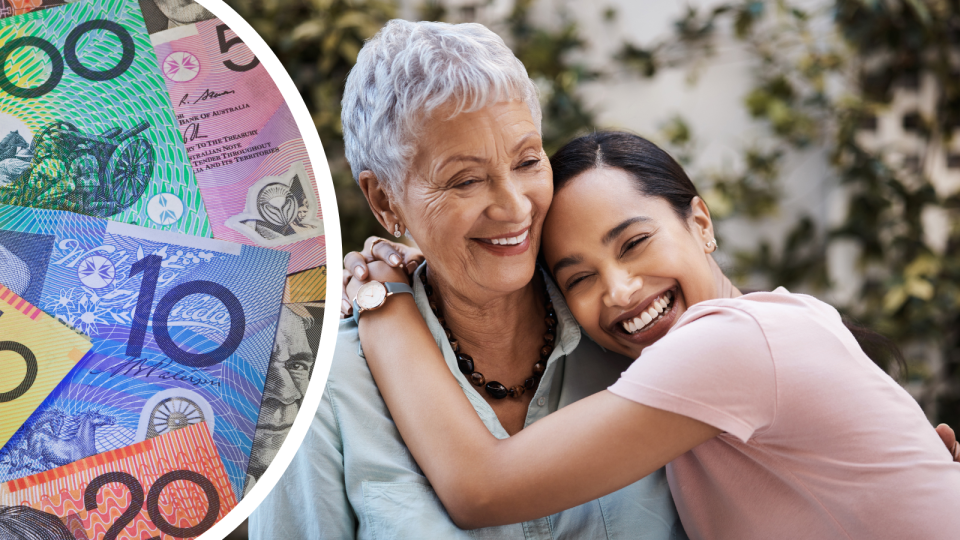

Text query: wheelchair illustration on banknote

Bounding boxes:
[0,120,155,217]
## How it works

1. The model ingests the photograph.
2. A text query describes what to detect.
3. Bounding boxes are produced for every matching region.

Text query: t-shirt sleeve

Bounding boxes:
[608,303,776,442]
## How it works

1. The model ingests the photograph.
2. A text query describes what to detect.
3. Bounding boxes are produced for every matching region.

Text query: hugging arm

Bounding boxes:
[341,236,423,318]
[354,268,718,529]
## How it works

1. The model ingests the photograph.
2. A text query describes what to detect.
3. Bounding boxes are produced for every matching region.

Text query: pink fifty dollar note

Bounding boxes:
[152,19,326,303]
[0,422,237,539]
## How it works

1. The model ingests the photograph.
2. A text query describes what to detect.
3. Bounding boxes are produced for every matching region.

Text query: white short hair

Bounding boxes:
[342,19,542,192]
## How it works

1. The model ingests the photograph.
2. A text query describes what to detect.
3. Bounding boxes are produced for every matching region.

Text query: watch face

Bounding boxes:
[356,281,388,310]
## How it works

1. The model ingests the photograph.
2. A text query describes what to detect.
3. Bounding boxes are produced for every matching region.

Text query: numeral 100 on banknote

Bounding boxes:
[0,20,133,98]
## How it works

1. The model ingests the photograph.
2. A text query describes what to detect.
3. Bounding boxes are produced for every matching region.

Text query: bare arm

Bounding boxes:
[355,264,719,529]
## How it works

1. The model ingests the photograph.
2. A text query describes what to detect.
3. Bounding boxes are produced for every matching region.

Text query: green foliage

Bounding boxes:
[504,0,599,154]
[619,0,959,422]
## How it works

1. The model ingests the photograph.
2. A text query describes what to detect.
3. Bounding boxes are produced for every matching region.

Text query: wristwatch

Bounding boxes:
[352,281,415,325]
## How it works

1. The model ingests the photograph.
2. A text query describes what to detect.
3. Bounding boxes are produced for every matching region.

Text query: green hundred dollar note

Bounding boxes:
[0,0,211,237]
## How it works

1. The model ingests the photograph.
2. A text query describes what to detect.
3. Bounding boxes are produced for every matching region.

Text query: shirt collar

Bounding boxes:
[410,265,581,437]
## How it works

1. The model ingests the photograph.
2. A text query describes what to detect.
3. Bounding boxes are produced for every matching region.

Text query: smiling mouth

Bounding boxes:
[477,229,529,246]
[619,288,675,335]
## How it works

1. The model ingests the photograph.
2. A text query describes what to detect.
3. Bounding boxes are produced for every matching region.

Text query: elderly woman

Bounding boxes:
[249,19,685,539]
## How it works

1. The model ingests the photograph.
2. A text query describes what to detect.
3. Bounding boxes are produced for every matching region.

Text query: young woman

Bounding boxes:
[347,131,960,539]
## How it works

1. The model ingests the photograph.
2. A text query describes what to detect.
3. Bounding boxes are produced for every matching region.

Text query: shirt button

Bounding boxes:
[537,397,546,407]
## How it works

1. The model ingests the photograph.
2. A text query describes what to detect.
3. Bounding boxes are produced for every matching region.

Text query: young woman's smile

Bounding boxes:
[541,166,718,358]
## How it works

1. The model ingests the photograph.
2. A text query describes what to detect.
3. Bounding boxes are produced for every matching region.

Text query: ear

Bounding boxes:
[358,170,403,234]
[688,196,715,250]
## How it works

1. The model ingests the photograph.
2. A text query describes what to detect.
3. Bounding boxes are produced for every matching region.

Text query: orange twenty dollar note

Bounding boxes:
[0,422,237,539]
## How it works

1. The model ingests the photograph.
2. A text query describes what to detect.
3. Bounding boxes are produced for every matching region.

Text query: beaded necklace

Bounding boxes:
[419,268,558,399]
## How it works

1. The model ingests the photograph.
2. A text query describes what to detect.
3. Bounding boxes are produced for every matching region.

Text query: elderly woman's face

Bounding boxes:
[399,100,551,296]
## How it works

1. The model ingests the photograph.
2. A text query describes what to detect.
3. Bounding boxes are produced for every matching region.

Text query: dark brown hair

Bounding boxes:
[549,131,906,375]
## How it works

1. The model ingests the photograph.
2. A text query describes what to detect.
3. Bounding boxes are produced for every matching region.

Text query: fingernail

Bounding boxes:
[354,266,364,279]
[389,254,401,266]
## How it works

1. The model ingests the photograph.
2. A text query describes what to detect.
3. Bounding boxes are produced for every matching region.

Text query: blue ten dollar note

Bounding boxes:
[0,204,288,499]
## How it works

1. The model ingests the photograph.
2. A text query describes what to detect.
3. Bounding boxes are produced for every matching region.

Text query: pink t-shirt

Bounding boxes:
[608,288,960,540]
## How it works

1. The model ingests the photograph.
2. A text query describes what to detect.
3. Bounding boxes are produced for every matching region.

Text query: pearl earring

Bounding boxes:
[706,239,717,250]
[394,224,402,238]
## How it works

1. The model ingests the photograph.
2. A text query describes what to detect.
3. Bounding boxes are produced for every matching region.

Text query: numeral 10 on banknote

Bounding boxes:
[126,254,245,368]
[0,20,134,98]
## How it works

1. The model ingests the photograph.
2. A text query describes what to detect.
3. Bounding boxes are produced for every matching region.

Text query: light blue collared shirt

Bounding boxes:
[250,268,686,539]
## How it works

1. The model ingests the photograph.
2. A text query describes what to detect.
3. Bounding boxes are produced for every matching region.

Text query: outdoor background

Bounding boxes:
[222,0,960,536]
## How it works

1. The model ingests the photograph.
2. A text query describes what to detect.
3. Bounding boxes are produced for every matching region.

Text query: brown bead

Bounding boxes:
[449,339,459,353]
[444,328,452,340]
[424,284,433,296]
[508,385,525,398]
[436,316,446,327]
[456,353,474,374]
[545,316,557,327]
[470,372,486,387]
[485,381,508,399]
[533,361,546,375]
[419,271,428,283]
[429,302,438,312]
[524,377,537,389]
[540,345,553,358]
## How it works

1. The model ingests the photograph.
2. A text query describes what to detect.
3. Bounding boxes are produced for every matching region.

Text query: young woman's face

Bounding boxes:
[542,167,718,359]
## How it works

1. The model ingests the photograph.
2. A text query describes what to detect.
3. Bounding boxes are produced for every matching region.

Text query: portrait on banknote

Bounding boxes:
[0,504,80,540]
[137,0,212,34]
[244,303,324,496]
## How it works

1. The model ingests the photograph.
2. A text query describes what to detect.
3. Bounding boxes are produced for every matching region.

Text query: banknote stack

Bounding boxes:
[0,0,327,537]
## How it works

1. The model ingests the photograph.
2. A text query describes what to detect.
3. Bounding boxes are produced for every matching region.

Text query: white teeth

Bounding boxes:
[620,290,676,335]
[488,230,528,246]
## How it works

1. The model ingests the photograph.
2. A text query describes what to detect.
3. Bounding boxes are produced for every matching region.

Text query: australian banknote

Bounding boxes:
[151,17,327,303]
[137,0,213,35]
[0,204,288,499]
[0,422,237,539]
[0,0,67,19]
[243,302,323,496]
[0,284,91,449]
[0,0,211,237]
